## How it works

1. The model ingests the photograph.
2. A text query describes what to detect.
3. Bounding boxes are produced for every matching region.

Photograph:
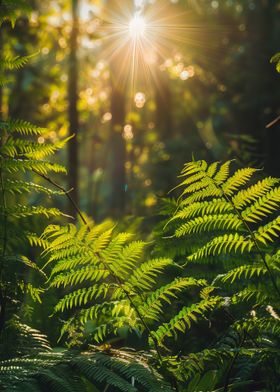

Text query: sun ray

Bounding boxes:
[82,0,228,108]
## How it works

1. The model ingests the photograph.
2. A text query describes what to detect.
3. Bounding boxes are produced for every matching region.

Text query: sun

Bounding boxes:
[128,14,146,39]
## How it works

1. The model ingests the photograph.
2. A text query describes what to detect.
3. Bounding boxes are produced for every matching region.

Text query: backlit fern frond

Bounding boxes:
[187,233,254,261]
[140,277,207,321]
[0,119,45,135]
[222,167,258,196]
[4,179,65,197]
[0,54,35,70]
[232,285,269,304]
[219,264,268,283]
[159,159,280,387]
[44,221,207,345]
[232,177,279,209]
[170,160,280,268]
[175,213,242,236]
[152,296,222,343]
[0,53,70,334]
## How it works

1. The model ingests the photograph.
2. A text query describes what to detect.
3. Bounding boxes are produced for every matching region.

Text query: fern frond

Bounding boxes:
[4,205,63,219]
[140,277,206,321]
[18,282,44,303]
[2,157,67,175]
[0,119,45,135]
[241,187,280,223]
[4,179,65,196]
[54,283,120,312]
[0,54,34,70]
[169,198,232,223]
[235,317,280,336]
[232,285,269,304]
[232,177,280,209]
[127,258,173,291]
[220,264,267,283]
[222,167,257,196]
[50,266,110,288]
[175,213,242,237]
[254,216,280,245]
[110,240,146,277]
[188,233,254,261]
[214,160,232,184]
[152,296,222,342]
[1,136,72,159]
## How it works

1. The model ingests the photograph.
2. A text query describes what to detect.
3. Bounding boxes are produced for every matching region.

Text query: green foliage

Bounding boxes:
[0,317,171,392]
[162,159,280,388]
[0,54,68,332]
[44,221,207,345]
[42,159,280,389]
[0,340,172,391]
[169,160,280,261]
[271,52,280,73]
[0,0,31,27]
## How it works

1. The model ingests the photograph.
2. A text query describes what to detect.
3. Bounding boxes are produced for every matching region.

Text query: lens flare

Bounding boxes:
[129,14,146,39]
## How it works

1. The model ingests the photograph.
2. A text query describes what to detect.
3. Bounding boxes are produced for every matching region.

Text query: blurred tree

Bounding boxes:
[105,0,131,217]
[68,0,80,218]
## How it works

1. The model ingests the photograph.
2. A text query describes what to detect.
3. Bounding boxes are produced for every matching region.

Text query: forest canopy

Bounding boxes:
[0,0,280,391]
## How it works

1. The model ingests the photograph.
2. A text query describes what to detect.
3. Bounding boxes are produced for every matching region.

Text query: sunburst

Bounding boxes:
[80,0,222,107]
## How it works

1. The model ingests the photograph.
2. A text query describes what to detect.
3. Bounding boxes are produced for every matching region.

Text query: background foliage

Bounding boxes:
[0,0,280,391]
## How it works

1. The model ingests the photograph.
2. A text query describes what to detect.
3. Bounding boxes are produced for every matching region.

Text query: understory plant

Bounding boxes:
[43,159,280,391]
[1,5,280,391]
[0,28,173,391]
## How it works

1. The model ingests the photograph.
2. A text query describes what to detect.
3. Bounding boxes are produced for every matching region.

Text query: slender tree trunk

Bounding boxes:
[155,66,173,141]
[68,0,79,218]
[109,63,126,217]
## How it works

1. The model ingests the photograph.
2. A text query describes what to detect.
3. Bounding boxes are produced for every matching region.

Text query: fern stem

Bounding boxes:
[99,255,164,364]
[32,169,88,227]
[222,332,246,392]
[37,169,165,363]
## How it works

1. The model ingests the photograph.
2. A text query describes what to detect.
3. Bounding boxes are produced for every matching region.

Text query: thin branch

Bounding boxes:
[266,115,280,128]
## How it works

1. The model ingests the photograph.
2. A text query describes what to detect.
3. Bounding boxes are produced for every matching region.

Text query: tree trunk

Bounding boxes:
[68,0,79,218]
[109,65,126,217]
[155,66,173,141]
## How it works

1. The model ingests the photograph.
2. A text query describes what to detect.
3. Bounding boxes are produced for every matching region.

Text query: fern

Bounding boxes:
[152,296,222,343]
[0,52,69,336]
[0,348,172,391]
[161,159,280,388]
[42,220,214,350]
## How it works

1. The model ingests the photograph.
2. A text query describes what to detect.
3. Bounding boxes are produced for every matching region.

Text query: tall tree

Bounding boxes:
[109,61,127,217]
[68,0,79,218]
[106,0,131,217]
